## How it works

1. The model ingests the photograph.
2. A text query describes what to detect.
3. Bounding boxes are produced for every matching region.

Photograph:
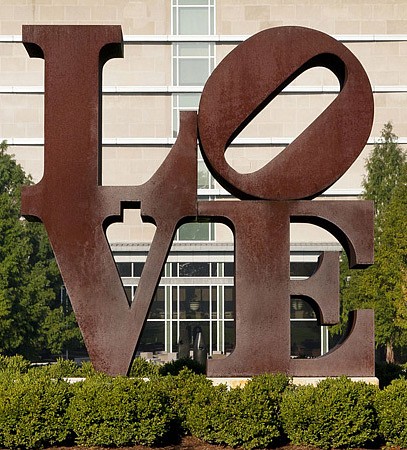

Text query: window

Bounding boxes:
[176,221,215,241]
[172,0,216,195]
[172,0,215,36]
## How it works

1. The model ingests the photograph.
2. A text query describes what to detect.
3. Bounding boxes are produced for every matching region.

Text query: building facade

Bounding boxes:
[1,0,407,360]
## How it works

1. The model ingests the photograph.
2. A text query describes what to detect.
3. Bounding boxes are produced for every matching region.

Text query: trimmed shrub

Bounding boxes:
[0,354,30,375]
[232,373,291,448]
[281,376,379,450]
[67,373,173,446]
[184,379,230,444]
[156,368,215,434]
[187,373,291,449]
[33,358,80,378]
[0,370,72,449]
[76,360,97,377]
[129,357,160,378]
[376,378,407,448]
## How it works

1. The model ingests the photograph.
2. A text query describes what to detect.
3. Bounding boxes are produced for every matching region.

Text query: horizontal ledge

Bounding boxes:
[3,34,407,43]
[3,137,407,146]
[2,85,407,94]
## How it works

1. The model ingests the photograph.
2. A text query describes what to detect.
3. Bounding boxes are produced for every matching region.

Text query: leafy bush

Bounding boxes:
[187,373,291,449]
[67,374,173,446]
[33,358,80,379]
[281,376,379,450]
[376,378,407,448]
[0,370,72,449]
[76,360,97,377]
[159,357,205,376]
[155,368,214,434]
[184,378,229,444]
[129,357,159,377]
[0,354,30,375]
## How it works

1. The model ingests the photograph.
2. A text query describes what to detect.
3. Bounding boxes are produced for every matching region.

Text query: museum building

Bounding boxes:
[1,0,407,360]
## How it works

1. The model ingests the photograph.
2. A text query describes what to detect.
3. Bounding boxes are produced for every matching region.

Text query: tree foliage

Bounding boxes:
[362,121,406,217]
[339,123,407,363]
[0,140,82,359]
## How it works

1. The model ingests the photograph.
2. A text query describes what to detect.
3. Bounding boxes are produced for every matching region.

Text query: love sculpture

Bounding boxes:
[21,25,375,377]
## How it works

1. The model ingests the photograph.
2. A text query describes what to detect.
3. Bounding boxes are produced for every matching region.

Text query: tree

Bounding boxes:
[362,121,406,217]
[0,140,82,359]
[339,123,407,363]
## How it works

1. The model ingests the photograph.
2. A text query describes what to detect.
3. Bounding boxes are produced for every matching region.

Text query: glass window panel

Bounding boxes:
[178,93,200,108]
[133,262,144,277]
[179,262,210,277]
[179,286,209,319]
[290,262,318,277]
[179,43,210,56]
[179,59,209,85]
[179,0,210,5]
[179,8,209,34]
[224,286,234,319]
[224,262,234,277]
[198,160,211,188]
[172,324,179,353]
[138,321,165,353]
[172,286,178,318]
[291,298,317,319]
[211,263,217,277]
[211,324,217,353]
[224,321,235,353]
[124,286,132,303]
[178,222,210,240]
[211,286,217,318]
[173,109,178,137]
[291,321,321,358]
[172,11,177,35]
[117,262,131,277]
[148,287,166,319]
[182,321,210,351]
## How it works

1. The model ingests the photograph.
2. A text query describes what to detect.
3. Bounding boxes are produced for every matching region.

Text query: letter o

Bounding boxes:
[198,26,374,200]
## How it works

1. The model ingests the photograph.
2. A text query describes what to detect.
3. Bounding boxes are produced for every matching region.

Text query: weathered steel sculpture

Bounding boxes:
[21,25,375,377]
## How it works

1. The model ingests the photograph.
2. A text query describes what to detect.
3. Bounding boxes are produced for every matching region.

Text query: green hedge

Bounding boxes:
[186,373,291,449]
[0,370,72,449]
[67,373,174,446]
[376,378,407,448]
[0,355,407,449]
[281,376,379,450]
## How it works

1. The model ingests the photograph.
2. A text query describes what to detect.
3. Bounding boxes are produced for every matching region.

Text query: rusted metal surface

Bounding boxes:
[198,26,374,201]
[198,26,375,377]
[22,26,197,376]
[21,25,375,377]
[198,200,374,377]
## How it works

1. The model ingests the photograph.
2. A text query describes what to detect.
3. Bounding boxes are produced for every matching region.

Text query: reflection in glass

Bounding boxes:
[178,222,210,240]
[179,262,210,277]
[224,321,235,353]
[180,321,210,351]
[138,321,165,353]
[291,321,321,358]
[148,287,165,319]
[224,286,234,319]
[291,298,317,319]
[179,286,209,319]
